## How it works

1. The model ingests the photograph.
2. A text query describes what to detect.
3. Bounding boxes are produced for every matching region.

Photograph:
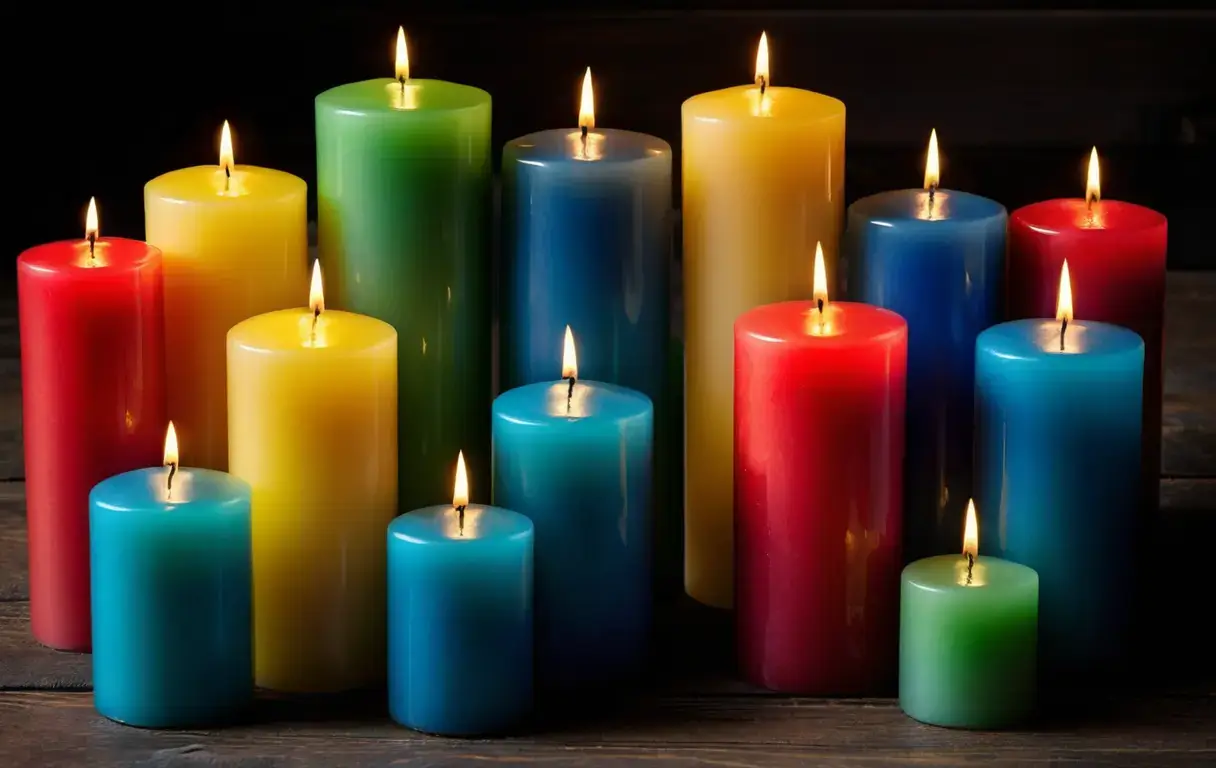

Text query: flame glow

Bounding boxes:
[578,67,595,130]
[395,27,409,80]
[812,242,829,308]
[1056,260,1074,322]
[562,325,578,380]
[85,197,99,240]
[219,121,234,170]
[1086,146,1100,205]
[309,259,325,315]
[924,129,940,190]
[452,450,469,508]
[963,498,979,559]
[163,421,179,467]
[755,32,769,87]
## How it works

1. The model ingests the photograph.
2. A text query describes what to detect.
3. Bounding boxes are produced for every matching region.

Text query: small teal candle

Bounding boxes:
[387,452,534,736]
[492,328,653,695]
[89,425,252,728]
[975,273,1143,678]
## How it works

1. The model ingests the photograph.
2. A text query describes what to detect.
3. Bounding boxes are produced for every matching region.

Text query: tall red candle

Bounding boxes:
[1007,149,1167,514]
[17,199,167,651]
[734,245,907,694]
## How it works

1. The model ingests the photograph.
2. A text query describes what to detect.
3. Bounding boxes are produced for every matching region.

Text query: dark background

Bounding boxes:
[7,3,1213,267]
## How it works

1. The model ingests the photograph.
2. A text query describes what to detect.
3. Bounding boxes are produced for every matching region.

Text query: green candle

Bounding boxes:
[316,29,492,507]
[899,501,1038,729]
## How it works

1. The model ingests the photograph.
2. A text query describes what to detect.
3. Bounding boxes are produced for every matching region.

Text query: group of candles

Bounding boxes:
[17,29,1166,734]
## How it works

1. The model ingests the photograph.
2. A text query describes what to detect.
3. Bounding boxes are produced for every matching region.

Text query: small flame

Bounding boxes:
[562,325,578,380]
[219,120,234,171]
[963,498,979,559]
[395,27,409,81]
[1086,146,1100,205]
[1056,259,1074,322]
[754,32,769,87]
[578,67,595,130]
[924,129,940,190]
[163,421,179,468]
[812,242,829,308]
[85,197,99,240]
[452,450,469,508]
[309,259,325,315]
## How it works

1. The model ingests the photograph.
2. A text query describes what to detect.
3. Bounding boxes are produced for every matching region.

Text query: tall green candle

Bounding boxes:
[899,501,1038,729]
[316,28,492,507]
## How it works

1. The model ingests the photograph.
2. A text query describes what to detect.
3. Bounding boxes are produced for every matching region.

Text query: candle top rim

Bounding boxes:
[505,127,671,164]
[390,504,533,544]
[683,84,844,122]
[317,78,491,114]
[736,300,907,347]
[145,165,305,205]
[978,318,1144,360]
[18,237,160,275]
[1011,198,1167,232]
[849,188,1006,224]
[229,308,396,354]
[903,553,1039,592]
[90,467,251,512]
[493,379,653,423]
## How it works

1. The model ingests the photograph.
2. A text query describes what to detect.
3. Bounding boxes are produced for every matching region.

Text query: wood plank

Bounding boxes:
[0,482,25,601]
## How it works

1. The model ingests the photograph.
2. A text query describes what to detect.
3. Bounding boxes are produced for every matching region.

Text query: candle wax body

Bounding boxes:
[848,189,1006,562]
[1007,200,1166,515]
[492,381,653,695]
[899,554,1038,729]
[735,301,907,693]
[145,164,308,471]
[501,128,675,593]
[228,308,397,692]
[90,467,252,728]
[317,78,492,510]
[388,505,533,736]
[18,237,167,651]
[683,84,845,608]
[975,319,1143,676]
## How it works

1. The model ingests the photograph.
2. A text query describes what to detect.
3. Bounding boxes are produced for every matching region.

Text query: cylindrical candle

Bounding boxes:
[491,329,653,695]
[17,199,167,651]
[316,30,492,511]
[388,453,533,736]
[228,263,397,692]
[734,263,907,694]
[90,425,252,728]
[145,121,308,471]
[1007,149,1166,515]
[682,35,845,608]
[848,136,1006,562]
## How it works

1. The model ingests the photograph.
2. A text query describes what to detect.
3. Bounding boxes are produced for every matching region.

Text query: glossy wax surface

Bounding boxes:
[90,467,252,728]
[145,164,308,471]
[848,189,1007,562]
[317,78,492,510]
[975,319,1143,677]
[734,301,907,693]
[18,237,167,651]
[683,84,846,608]
[492,381,653,695]
[228,308,398,693]
[1008,199,1166,515]
[899,554,1038,729]
[388,505,533,736]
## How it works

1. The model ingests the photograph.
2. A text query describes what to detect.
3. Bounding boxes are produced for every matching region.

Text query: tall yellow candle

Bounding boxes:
[682,33,845,608]
[146,121,308,470]
[227,261,397,693]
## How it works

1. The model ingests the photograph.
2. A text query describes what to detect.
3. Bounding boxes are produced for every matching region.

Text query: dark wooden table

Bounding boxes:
[0,274,1213,767]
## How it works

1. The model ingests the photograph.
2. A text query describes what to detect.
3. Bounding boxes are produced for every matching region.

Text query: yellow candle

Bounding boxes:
[682,33,845,608]
[227,261,397,692]
[146,121,308,470]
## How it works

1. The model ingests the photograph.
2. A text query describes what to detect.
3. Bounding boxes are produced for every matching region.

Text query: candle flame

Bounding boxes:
[85,197,99,240]
[452,450,469,508]
[963,498,979,559]
[812,242,829,307]
[1056,259,1074,322]
[309,259,325,315]
[395,27,409,81]
[924,129,940,190]
[1086,146,1100,205]
[754,32,769,87]
[163,421,179,467]
[562,325,578,380]
[578,67,595,130]
[219,120,234,171]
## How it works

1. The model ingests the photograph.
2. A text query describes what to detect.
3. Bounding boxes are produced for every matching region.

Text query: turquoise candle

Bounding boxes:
[89,427,252,728]
[388,454,533,736]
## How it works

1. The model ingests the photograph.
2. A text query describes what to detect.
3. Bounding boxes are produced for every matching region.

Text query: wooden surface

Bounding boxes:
[0,274,1214,766]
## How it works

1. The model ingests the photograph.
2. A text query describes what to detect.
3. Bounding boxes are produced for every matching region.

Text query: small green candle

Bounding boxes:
[316,28,492,508]
[900,500,1038,729]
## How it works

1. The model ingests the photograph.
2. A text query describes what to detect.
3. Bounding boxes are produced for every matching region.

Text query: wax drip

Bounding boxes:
[1060,316,1068,352]
[166,461,178,500]
[87,232,97,266]
[567,375,576,413]
[965,552,975,585]
[455,504,466,536]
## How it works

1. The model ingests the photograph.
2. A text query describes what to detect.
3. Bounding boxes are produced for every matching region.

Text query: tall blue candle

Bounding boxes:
[89,423,252,728]
[492,327,653,695]
[847,132,1006,562]
[974,265,1143,679]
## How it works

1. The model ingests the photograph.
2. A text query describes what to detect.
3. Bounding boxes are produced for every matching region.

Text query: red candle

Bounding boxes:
[17,199,167,651]
[735,244,907,694]
[1008,148,1167,513]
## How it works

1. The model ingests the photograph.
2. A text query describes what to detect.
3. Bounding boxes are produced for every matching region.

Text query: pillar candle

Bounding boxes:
[847,131,1006,562]
[682,33,845,608]
[316,28,492,509]
[1007,148,1166,515]
[90,423,253,728]
[734,245,907,693]
[491,327,652,696]
[145,121,308,471]
[976,263,1143,678]
[388,452,533,736]
[900,500,1038,729]
[17,199,167,651]
[228,261,397,692]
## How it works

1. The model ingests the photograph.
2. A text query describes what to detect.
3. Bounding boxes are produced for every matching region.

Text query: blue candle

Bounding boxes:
[89,423,252,728]
[974,266,1142,678]
[388,452,533,736]
[847,132,1006,562]
[492,327,653,695]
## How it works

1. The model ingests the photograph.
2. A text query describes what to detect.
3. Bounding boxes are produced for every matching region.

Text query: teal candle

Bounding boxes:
[89,426,252,728]
[900,503,1038,729]
[316,30,493,509]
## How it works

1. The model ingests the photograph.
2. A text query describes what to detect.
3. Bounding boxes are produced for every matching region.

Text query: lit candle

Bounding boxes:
[227,260,397,692]
[682,33,845,608]
[976,262,1143,679]
[847,130,1007,562]
[734,244,907,694]
[18,198,167,651]
[90,422,253,728]
[899,500,1038,729]
[388,451,534,736]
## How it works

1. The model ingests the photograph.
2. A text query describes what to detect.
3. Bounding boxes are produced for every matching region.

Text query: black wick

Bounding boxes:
[399,74,406,97]
[166,461,178,498]
[817,297,824,316]
[965,552,975,585]
[87,232,96,263]
[758,74,767,97]
[223,163,231,193]
[455,504,466,536]
[1060,316,1069,352]
[928,182,937,205]
[567,375,576,413]
[312,304,321,341]
[580,124,589,158]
